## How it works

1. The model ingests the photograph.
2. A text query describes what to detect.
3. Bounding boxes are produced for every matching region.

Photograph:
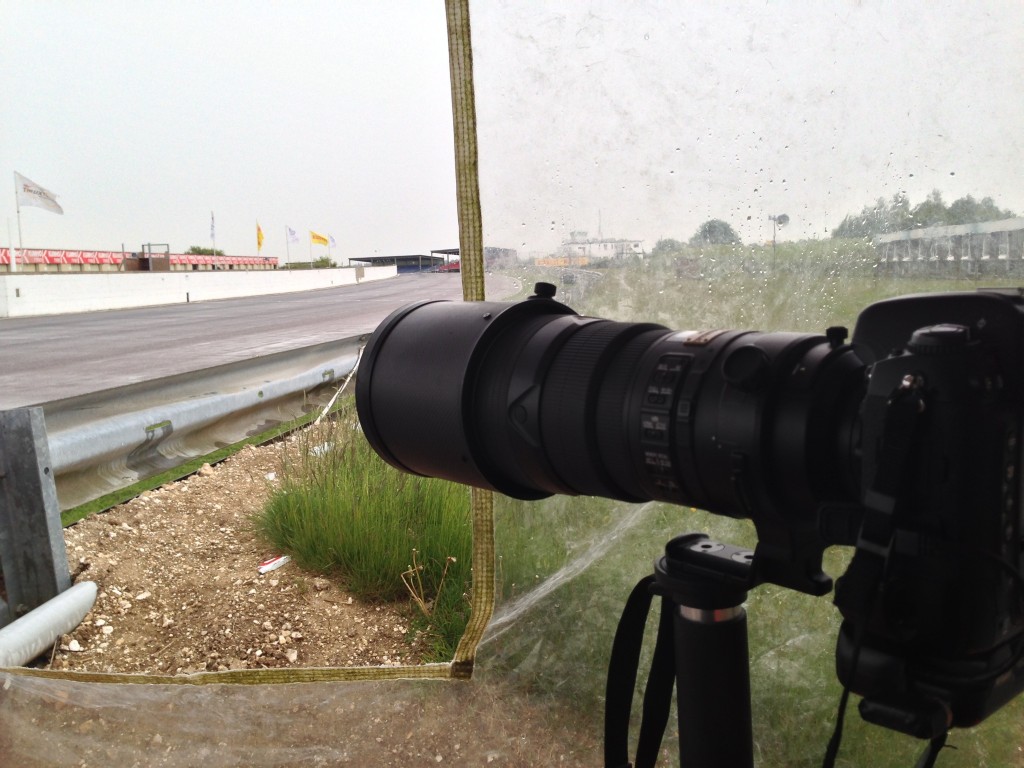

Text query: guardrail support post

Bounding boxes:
[0,408,71,628]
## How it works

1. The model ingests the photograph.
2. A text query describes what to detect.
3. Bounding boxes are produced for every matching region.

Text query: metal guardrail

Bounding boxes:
[0,408,72,625]
[40,336,366,510]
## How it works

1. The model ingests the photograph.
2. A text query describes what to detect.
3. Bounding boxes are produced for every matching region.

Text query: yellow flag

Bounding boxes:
[310,230,329,246]
[256,222,264,253]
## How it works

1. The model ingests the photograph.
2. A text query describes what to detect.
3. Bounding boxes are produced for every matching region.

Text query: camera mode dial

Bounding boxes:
[906,323,971,356]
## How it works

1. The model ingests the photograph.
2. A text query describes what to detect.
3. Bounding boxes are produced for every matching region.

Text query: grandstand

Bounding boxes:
[0,247,277,274]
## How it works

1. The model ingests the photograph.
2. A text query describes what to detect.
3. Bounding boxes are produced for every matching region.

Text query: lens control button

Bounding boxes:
[722,345,771,392]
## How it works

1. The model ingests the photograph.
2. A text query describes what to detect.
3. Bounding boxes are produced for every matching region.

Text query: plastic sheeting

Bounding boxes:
[3,500,1021,766]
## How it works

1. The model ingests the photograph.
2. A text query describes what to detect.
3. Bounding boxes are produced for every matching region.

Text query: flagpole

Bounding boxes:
[285,226,290,269]
[6,218,14,274]
[12,174,21,272]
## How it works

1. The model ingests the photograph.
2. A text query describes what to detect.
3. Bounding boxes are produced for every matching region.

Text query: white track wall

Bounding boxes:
[0,266,397,318]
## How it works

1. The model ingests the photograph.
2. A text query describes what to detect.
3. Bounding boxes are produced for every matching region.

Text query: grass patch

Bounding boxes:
[509,239,1021,336]
[255,398,473,661]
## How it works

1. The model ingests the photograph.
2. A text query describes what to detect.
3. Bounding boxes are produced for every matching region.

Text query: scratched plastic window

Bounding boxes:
[2,4,1023,768]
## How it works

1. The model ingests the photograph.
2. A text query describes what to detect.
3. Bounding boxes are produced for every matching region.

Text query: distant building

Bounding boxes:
[873,217,1024,276]
[347,245,517,274]
[556,231,644,261]
[429,246,519,269]
[348,254,445,273]
[483,246,518,267]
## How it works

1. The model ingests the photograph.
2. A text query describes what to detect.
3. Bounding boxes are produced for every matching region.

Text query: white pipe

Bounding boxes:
[0,581,97,667]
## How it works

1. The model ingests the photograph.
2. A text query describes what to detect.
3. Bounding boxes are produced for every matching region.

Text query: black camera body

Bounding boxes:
[836,290,1024,733]
[356,285,1024,735]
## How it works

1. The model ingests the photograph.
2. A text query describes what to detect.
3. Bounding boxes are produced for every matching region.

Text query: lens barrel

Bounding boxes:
[357,291,864,528]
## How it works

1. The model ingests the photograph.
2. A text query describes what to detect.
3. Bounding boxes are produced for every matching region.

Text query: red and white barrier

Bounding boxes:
[0,248,277,268]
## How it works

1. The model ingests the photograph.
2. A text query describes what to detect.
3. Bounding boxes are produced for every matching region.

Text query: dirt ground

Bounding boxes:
[48,272,527,677]
[51,434,427,676]
[22,429,608,767]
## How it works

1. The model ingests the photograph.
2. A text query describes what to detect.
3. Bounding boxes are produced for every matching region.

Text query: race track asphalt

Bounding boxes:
[0,272,521,409]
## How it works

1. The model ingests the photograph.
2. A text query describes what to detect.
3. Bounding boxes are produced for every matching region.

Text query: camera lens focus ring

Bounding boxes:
[540,320,666,498]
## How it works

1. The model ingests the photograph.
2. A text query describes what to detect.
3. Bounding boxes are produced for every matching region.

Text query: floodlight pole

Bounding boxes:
[769,213,788,271]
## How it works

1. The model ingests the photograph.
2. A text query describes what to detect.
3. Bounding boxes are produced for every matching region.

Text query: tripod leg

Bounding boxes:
[673,601,754,768]
[914,733,947,768]
[655,534,755,768]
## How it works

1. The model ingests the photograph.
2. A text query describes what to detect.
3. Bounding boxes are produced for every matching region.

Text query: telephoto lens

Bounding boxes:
[357,283,1024,736]
[357,282,865,594]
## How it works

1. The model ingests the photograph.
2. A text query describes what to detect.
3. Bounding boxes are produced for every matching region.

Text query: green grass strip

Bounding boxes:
[255,399,473,662]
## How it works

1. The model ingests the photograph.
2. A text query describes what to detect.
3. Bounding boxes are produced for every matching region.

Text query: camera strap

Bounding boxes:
[840,376,927,624]
[859,376,926,560]
[825,376,952,767]
[604,574,676,768]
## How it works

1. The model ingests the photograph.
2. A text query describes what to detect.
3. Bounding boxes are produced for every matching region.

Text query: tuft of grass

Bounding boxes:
[256,398,473,661]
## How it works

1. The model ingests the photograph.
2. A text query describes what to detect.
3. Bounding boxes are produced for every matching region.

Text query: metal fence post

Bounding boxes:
[0,407,71,627]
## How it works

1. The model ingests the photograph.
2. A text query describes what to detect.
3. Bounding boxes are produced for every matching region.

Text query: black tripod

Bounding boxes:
[605,532,755,768]
[605,532,952,768]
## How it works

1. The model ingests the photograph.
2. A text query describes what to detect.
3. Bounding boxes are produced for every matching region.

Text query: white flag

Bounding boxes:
[329,234,337,247]
[15,172,63,215]
[287,226,299,244]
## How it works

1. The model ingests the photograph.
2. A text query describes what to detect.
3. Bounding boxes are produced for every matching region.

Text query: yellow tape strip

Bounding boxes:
[448,0,486,305]
[2,662,457,685]
[446,0,496,675]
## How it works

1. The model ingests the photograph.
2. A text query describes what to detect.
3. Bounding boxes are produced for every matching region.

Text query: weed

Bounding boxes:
[256,397,472,661]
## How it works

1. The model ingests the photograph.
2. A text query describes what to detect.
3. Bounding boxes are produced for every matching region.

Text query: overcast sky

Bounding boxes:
[3,2,1023,262]
[1,2,456,263]
[472,1,1024,252]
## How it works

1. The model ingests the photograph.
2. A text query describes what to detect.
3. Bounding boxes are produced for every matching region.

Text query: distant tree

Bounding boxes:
[832,190,1016,238]
[186,246,225,256]
[831,193,911,238]
[689,219,741,246]
[650,238,687,258]
[312,256,337,268]
[908,189,950,228]
[886,193,913,232]
[947,194,1015,225]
